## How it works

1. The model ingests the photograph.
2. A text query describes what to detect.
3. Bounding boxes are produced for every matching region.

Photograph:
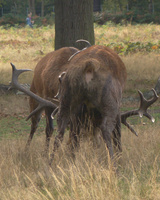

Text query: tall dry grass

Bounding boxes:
[0,24,160,88]
[94,23,160,44]
[0,26,54,85]
[0,24,160,199]
[0,123,160,200]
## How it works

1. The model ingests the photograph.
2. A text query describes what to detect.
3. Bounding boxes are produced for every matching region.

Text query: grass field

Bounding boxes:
[0,24,160,199]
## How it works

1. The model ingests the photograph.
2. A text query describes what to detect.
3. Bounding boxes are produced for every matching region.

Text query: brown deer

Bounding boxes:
[10,40,91,154]
[11,44,158,166]
[48,45,158,164]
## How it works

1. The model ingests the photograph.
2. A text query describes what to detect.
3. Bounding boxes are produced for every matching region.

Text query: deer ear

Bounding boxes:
[84,60,100,84]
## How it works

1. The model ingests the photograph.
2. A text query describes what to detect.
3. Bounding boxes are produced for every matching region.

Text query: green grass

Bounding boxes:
[0,114,59,139]
[1,106,159,139]
[0,115,29,137]
[0,115,40,138]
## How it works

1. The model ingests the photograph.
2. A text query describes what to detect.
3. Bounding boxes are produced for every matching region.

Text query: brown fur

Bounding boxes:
[50,45,127,165]
[26,47,79,152]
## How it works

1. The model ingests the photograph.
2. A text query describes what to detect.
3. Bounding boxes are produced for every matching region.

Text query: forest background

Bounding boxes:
[1,0,160,199]
[0,0,160,27]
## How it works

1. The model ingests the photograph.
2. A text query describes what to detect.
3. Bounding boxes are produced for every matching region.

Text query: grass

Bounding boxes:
[1,24,160,97]
[0,24,160,199]
[94,23,160,44]
[0,124,160,199]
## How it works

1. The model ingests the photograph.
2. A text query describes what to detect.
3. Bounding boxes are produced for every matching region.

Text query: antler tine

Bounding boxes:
[54,72,66,99]
[138,88,159,122]
[11,63,31,80]
[68,51,81,61]
[51,107,59,119]
[11,63,57,121]
[68,40,91,61]
[121,89,159,136]
[76,39,91,48]
[122,119,138,136]
[121,110,139,136]
[11,63,32,93]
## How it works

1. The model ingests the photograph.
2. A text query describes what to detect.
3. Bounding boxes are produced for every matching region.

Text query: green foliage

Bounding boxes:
[1,0,160,27]
[0,13,26,27]
[0,0,54,17]
[33,13,55,27]
[95,0,160,25]
[93,12,125,25]
[94,11,160,25]
[123,11,159,24]
[102,0,128,13]
[0,13,55,27]
[107,41,160,55]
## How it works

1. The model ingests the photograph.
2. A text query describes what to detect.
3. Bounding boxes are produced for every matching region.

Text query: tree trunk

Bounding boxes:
[41,0,44,17]
[55,0,95,50]
[118,0,123,12]
[93,0,101,12]
[28,0,36,15]
[148,0,153,14]
[114,0,117,13]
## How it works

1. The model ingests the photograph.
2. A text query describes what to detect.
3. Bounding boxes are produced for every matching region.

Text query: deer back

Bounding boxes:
[30,47,79,99]
[59,45,127,109]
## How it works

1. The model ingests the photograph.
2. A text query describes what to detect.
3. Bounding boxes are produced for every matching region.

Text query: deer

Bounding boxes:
[10,40,91,154]
[10,43,159,166]
[26,46,78,153]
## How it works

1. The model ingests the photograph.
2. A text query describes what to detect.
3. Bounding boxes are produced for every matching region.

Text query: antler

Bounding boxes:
[121,89,159,136]
[76,39,91,48]
[68,39,91,61]
[54,72,66,100]
[10,63,57,120]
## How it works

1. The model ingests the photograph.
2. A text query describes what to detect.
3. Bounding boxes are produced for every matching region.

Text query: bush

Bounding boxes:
[33,13,55,27]
[94,11,160,25]
[0,13,55,28]
[0,14,26,27]
[94,12,124,25]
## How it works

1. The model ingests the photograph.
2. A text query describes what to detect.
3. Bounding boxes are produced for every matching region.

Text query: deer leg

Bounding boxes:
[100,117,115,161]
[44,108,54,154]
[49,116,69,166]
[25,98,41,150]
[69,116,81,150]
[49,131,64,166]
[25,111,41,150]
[93,128,102,148]
[112,114,122,154]
[70,130,79,150]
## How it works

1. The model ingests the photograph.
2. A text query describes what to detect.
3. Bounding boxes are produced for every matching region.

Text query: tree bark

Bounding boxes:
[28,0,36,15]
[148,0,153,14]
[41,0,44,17]
[93,0,101,12]
[55,0,95,50]
[118,0,123,12]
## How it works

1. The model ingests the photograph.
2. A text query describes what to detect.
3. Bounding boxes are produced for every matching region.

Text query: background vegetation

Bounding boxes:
[1,0,160,26]
[0,24,160,199]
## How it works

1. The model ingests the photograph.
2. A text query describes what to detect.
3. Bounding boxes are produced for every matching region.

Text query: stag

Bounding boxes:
[49,45,158,164]
[10,40,91,154]
[11,44,158,166]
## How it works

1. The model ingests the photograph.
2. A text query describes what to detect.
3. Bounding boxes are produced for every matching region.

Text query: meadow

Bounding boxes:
[0,23,160,199]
